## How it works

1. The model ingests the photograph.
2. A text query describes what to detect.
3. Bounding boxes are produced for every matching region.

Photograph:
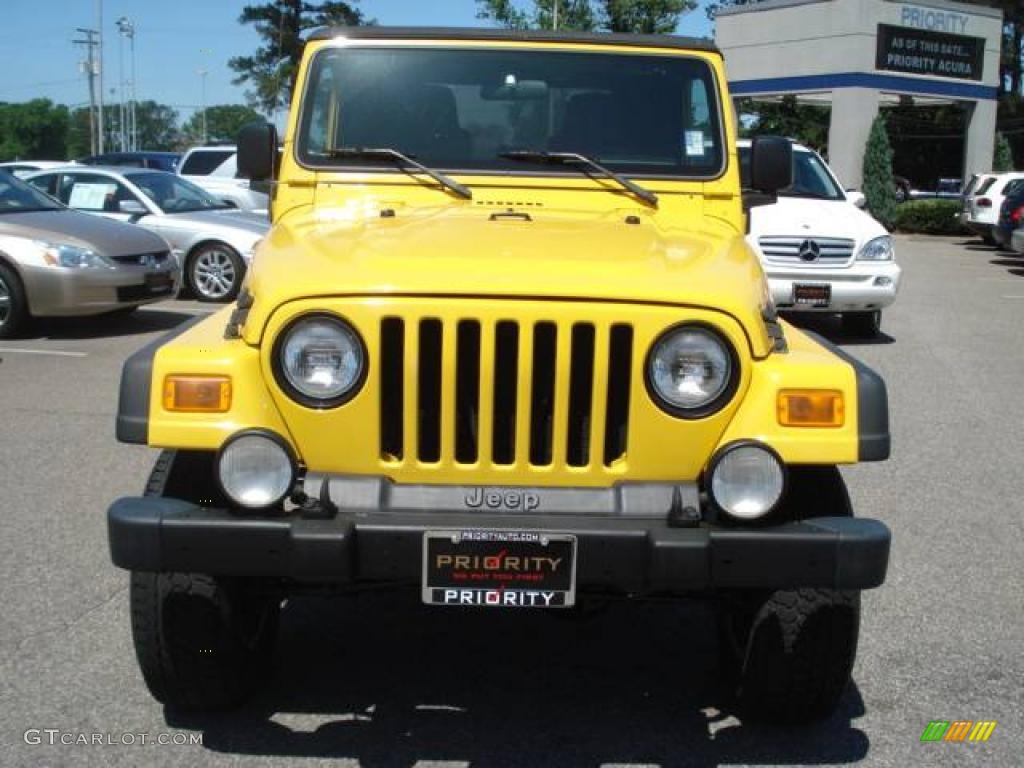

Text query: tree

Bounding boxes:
[132,101,180,151]
[182,104,266,144]
[229,1,370,115]
[738,96,830,150]
[0,100,69,161]
[862,115,896,229]
[475,0,694,33]
[993,132,1014,171]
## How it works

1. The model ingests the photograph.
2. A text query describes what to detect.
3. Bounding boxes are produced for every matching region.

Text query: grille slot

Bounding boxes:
[379,318,404,460]
[454,320,481,464]
[604,325,633,466]
[491,321,519,465]
[529,323,558,466]
[567,324,595,467]
[417,319,443,463]
[379,315,633,470]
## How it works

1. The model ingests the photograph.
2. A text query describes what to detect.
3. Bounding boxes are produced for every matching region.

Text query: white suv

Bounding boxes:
[739,139,901,337]
[960,171,1024,244]
[177,146,269,215]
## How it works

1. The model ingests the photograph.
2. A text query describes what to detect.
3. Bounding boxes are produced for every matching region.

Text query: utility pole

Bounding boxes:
[96,0,105,153]
[553,0,559,30]
[198,69,209,144]
[73,28,100,155]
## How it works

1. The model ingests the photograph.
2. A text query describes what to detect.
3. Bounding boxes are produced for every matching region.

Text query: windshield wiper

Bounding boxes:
[499,150,658,207]
[324,147,472,200]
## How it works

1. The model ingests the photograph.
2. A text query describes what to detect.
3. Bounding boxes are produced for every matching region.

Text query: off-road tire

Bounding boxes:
[724,588,860,724]
[129,450,279,711]
[0,260,29,339]
[841,310,881,338]
[719,465,860,722]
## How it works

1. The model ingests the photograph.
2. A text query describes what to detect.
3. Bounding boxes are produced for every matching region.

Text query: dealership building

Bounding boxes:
[715,0,1005,188]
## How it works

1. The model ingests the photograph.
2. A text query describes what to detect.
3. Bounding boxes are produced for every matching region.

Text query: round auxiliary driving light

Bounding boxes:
[708,442,786,521]
[217,431,296,509]
[647,324,738,418]
[274,313,366,408]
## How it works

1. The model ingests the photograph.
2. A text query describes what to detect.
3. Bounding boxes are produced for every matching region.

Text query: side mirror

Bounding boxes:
[846,189,867,209]
[118,199,147,215]
[237,121,278,181]
[749,136,793,193]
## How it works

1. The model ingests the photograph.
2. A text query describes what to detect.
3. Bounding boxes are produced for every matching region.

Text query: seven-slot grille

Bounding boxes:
[757,236,855,266]
[379,317,633,470]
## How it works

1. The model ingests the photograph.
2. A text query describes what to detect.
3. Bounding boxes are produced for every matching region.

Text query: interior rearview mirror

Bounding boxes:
[749,136,793,193]
[238,121,278,181]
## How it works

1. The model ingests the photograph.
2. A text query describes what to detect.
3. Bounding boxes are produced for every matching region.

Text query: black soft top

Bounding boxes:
[306,26,720,55]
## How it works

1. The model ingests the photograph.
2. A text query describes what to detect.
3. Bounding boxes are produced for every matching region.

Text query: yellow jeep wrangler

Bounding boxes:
[108,27,890,721]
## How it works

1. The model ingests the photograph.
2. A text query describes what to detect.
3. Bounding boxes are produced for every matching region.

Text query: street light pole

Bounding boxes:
[116,16,134,152]
[96,0,104,153]
[198,69,208,144]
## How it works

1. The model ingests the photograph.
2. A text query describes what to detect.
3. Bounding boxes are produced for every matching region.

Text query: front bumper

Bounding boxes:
[768,262,901,313]
[108,497,890,592]
[22,263,180,317]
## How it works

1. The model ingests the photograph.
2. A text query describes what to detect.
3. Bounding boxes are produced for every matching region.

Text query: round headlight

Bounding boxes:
[218,431,295,509]
[275,314,365,407]
[647,325,736,417]
[709,442,785,520]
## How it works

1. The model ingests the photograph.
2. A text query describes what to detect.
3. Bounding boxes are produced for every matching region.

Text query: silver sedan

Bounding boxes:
[25,167,268,302]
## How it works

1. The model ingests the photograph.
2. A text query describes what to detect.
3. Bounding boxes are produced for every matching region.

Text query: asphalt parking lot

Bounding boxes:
[0,233,1021,768]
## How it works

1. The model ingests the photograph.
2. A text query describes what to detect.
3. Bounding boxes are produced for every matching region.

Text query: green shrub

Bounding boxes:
[892,199,967,235]
[994,132,1014,172]
[862,115,897,229]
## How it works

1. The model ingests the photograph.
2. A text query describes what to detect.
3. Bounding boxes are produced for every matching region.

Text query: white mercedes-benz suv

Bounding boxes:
[739,139,901,337]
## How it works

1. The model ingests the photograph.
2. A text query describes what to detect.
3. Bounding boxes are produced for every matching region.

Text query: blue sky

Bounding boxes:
[0,0,713,123]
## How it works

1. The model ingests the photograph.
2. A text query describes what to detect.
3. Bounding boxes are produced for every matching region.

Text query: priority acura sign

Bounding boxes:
[876,23,984,81]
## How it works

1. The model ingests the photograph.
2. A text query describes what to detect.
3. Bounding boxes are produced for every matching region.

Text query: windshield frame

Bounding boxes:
[293,43,728,182]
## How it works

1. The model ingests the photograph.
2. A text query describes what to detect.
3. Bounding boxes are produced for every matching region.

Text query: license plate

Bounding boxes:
[144,272,173,295]
[422,530,577,608]
[794,283,831,306]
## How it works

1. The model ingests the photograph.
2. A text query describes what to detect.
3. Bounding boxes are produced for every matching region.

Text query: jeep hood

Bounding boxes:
[243,206,772,355]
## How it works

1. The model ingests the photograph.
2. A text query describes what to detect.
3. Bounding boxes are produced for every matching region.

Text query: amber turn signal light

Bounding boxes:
[163,376,231,413]
[777,389,844,427]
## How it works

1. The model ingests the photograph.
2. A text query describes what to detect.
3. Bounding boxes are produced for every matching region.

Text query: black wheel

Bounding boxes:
[718,465,859,723]
[129,450,278,711]
[0,261,29,339]
[982,233,998,247]
[187,243,244,303]
[721,587,860,723]
[841,310,881,338]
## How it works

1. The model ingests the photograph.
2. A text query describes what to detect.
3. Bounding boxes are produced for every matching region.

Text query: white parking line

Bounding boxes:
[0,347,88,358]
[1002,295,1024,299]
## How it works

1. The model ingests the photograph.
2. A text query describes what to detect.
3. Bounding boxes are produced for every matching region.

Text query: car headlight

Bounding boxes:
[708,442,786,521]
[274,313,366,407]
[217,431,295,509]
[647,324,737,417]
[857,236,894,261]
[37,241,114,269]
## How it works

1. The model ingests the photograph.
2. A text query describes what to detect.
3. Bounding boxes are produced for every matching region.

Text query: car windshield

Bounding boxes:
[297,46,724,178]
[127,172,230,213]
[738,147,845,201]
[0,170,64,213]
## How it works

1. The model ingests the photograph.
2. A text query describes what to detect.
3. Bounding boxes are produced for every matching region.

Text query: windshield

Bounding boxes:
[0,170,64,214]
[127,172,230,213]
[297,46,724,178]
[739,147,845,201]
